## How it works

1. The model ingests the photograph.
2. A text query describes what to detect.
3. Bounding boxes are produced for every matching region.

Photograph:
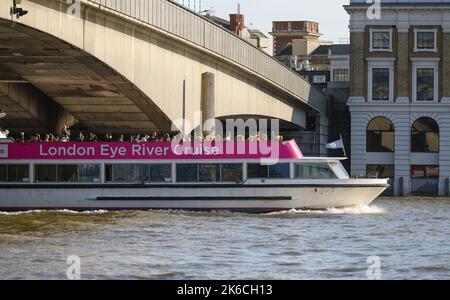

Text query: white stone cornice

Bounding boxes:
[349,25,365,33]
[366,57,396,62]
[396,97,409,103]
[410,57,441,62]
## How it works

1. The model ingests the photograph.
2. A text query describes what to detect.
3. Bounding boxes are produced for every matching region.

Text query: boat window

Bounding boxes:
[248,163,290,179]
[57,165,78,182]
[295,163,338,179]
[35,165,57,182]
[176,163,243,183]
[0,164,29,182]
[221,164,243,182]
[111,164,135,182]
[199,164,220,182]
[329,162,350,179]
[247,163,268,178]
[0,165,5,181]
[269,163,290,178]
[36,164,100,182]
[105,164,172,183]
[134,165,151,182]
[150,164,171,182]
[176,164,199,182]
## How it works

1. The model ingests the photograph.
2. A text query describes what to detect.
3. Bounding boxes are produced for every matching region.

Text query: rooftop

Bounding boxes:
[330,44,350,56]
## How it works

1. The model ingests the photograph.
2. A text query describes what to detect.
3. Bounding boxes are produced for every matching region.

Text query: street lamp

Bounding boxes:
[10,0,28,19]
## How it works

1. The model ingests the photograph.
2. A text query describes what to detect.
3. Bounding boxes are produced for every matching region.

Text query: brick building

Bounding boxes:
[346,0,450,196]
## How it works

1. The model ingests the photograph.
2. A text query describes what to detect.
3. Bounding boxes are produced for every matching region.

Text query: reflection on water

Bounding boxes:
[0,197,449,279]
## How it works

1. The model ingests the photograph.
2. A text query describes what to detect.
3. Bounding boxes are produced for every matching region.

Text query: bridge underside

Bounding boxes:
[0,19,171,134]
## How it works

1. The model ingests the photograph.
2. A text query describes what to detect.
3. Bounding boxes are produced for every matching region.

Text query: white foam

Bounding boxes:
[268,205,385,216]
[0,209,109,216]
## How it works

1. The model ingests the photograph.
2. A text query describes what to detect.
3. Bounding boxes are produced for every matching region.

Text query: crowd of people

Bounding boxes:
[11,125,285,143]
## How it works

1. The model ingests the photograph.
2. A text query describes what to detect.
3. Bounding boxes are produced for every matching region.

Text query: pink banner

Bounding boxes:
[0,141,303,160]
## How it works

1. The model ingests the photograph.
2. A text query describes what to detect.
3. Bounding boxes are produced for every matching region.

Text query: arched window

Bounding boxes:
[411,117,439,153]
[367,117,395,152]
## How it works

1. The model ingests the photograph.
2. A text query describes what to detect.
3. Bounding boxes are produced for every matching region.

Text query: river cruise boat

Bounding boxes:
[0,137,389,213]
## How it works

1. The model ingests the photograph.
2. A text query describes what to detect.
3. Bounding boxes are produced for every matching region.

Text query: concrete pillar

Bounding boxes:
[395,113,411,196]
[396,30,410,102]
[201,72,216,134]
[441,32,450,102]
[348,109,367,177]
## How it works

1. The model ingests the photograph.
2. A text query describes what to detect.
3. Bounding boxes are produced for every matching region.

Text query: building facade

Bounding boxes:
[271,21,332,69]
[346,0,450,196]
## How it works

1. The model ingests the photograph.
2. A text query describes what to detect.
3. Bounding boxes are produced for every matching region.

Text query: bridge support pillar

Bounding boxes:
[201,72,216,134]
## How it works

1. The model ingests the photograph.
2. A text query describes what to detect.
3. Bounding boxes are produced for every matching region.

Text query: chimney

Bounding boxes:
[229,4,244,37]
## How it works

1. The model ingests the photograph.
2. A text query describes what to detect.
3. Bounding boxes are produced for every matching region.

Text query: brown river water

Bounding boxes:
[0,197,449,279]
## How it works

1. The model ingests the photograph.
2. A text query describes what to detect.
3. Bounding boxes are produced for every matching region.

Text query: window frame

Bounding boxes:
[367,58,395,102]
[369,28,393,52]
[414,28,437,53]
[412,58,439,102]
[366,165,395,179]
[332,68,350,82]
[0,164,30,183]
[411,117,440,153]
[35,164,101,183]
[366,117,395,153]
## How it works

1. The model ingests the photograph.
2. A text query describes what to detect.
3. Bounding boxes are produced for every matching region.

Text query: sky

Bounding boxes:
[201,0,350,44]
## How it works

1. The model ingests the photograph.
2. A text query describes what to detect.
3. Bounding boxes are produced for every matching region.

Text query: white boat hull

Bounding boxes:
[0,179,388,213]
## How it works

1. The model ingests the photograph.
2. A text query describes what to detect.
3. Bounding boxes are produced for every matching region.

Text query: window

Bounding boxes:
[35,165,57,182]
[313,75,326,83]
[106,164,172,183]
[367,165,394,178]
[221,164,243,182]
[371,68,390,101]
[36,164,100,182]
[150,164,171,182]
[269,164,290,178]
[412,58,439,102]
[0,165,29,182]
[247,163,290,179]
[247,164,268,178]
[411,165,439,195]
[295,163,337,179]
[176,163,243,183]
[411,166,439,178]
[333,69,349,82]
[414,29,437,52]
[368,58,394,102]
[176,164,199,182]
[416,68,435,101]
[367,117,395,152]
[411,117,439,153]
[199,164,220,182]
[370,29,392,51]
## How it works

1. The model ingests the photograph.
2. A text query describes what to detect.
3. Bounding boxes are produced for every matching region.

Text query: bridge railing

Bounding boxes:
[86,0,327,114]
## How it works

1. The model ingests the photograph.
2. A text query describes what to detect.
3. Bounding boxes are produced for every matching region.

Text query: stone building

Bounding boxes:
[345,0,450,196]
[271,21,332,69]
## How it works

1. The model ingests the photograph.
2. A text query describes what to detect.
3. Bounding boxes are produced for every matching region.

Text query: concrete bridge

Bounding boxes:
[0,0,328,134]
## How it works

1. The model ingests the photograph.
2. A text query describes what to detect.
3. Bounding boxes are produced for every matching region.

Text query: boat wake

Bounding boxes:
[267,205,385,216]
[0,209,110,216]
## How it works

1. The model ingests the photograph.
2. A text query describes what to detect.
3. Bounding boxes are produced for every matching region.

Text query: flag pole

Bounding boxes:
[340,133,347,158]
